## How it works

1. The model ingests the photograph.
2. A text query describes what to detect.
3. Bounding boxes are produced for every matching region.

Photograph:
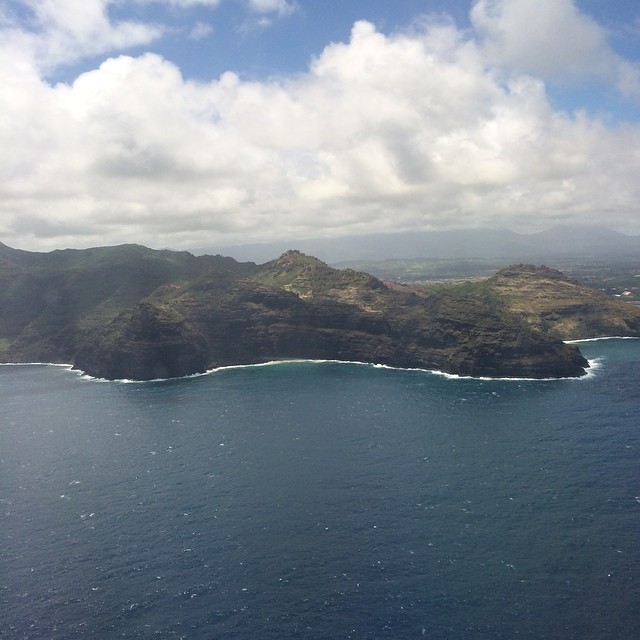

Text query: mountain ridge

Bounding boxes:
[2,243,639,380]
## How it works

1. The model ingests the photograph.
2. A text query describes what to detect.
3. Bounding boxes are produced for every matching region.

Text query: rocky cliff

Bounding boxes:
[0,244,622,380]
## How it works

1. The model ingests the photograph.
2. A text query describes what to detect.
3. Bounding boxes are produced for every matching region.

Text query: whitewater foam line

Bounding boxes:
[61,359,331,383]
[0,356,594,383]
[566,336,640,344]
[584,358,602,376]
[0,361,73,368]
[0,362,103,383]
[85,369,214,384]
[207,358,591,383]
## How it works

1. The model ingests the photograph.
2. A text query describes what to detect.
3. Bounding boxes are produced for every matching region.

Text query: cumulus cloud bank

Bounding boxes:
[1,0,639,251]
[471,0,640,99]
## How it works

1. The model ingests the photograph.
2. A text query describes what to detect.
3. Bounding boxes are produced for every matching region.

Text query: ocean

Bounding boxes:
[1,339,639,639]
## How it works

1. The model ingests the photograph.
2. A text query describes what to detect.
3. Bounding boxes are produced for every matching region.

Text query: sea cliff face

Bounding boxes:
[0,243,616,380]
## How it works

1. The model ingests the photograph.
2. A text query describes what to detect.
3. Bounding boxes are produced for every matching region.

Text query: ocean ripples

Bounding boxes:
[2,339,639,639]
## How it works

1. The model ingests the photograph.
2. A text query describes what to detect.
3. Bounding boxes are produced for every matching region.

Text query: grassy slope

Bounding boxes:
[0,243,256,361]
[429,264,640,340]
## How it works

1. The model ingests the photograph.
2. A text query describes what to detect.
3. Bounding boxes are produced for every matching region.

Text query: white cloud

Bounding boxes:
[2,9,640,251]
[240,0,297,30]
[471,0,640,100]
[247,0,296,17]
[7,0,163,70]
[189,21,213,40]
[140,0,221,6]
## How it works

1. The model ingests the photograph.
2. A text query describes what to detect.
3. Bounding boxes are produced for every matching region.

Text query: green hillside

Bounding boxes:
[2,244,636,380]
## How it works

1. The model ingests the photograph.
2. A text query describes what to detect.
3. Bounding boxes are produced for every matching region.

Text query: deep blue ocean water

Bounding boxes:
[2,339,640,639]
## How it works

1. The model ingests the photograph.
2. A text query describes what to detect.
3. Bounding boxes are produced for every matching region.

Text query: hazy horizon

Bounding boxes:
[4,223,640,266]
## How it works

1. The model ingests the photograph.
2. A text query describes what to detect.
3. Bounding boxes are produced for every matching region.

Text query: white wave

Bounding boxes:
[74,368,214,384]
[3,355,593,384]
[0,361,73,368]
[115,358,590,383]
[581,358,603,378]
[420,369,584,382]
[565,336,640,344]
[208,358,589,383]
[206,358,381,376]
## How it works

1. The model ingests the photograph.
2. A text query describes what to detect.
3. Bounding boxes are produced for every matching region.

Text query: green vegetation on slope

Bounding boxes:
[3,244,633,380]
[424,264,640,340]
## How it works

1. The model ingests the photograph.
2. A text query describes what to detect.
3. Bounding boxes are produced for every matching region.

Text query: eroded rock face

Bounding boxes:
[71,253,589,380]
[0,245,601,380]
[74,303,209,380]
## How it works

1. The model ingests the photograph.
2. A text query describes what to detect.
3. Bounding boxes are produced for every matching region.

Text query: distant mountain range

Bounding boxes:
[202,225,640,264]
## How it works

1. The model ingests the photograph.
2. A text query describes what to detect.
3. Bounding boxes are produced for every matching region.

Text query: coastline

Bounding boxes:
[0,355,601,384]
[0,362,74,367]
[9,332,636,383]
[565,336,640,343]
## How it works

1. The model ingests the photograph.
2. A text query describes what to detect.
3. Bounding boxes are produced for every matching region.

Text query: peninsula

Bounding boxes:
[1,242,639,380]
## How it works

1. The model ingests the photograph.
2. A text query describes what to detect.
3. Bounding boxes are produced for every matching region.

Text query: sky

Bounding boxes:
[2,0,640,252]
